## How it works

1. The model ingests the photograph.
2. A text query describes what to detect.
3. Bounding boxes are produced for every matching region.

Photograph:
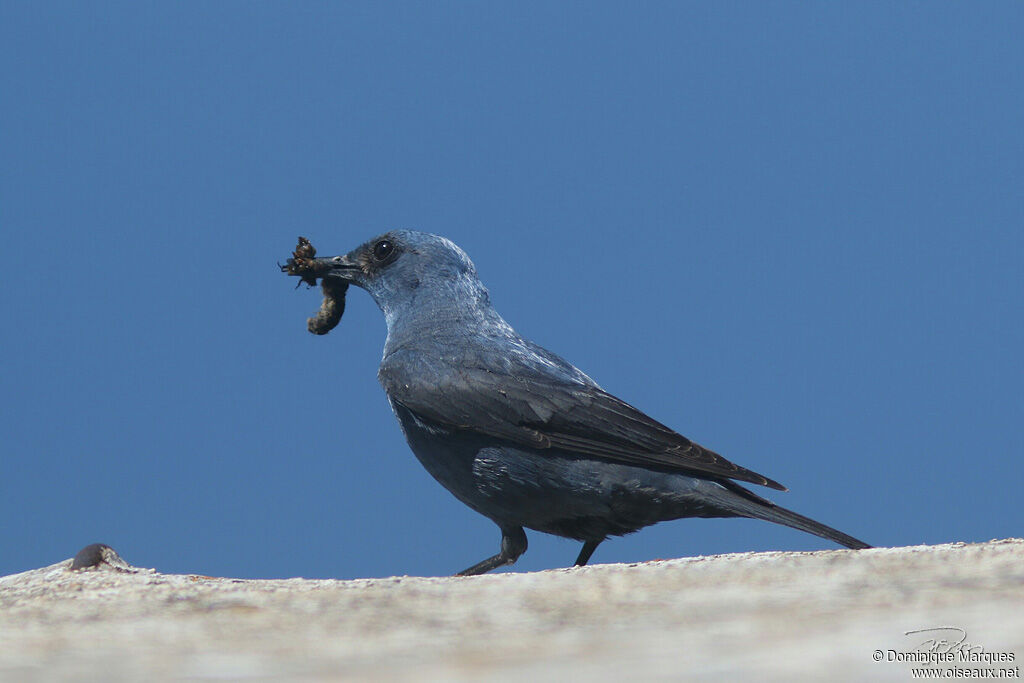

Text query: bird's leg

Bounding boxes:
[574,539,603,567]
[456,526,527,576]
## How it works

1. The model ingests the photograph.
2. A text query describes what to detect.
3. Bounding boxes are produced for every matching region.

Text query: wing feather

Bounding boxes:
[381,355,786,491]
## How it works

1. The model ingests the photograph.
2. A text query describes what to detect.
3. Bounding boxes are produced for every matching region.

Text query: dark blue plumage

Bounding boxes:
[287,230,869,575]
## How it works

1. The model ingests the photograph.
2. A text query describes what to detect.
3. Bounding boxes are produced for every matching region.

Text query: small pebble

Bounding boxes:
[70,543,130,571]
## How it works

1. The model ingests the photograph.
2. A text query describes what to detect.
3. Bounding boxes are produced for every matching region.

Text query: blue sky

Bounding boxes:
[1,2,1021,579]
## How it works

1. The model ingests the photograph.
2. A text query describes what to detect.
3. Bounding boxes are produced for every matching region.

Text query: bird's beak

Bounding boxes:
[317,253,362,282]
[280,250,362,287]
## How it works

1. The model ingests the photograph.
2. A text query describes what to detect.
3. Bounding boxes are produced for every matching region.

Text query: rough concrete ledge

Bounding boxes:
[2,540,1022,682]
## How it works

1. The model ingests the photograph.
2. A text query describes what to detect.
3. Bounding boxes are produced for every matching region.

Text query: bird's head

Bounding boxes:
[296,230,493,328]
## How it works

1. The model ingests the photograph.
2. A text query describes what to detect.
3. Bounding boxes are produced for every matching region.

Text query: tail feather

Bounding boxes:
[713,480,871,550]
[745,500,872,550]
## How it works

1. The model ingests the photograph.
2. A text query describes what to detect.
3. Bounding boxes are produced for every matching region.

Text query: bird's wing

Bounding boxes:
[381,356,786,491]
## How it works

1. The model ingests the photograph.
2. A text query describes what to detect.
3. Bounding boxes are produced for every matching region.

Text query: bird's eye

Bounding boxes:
[372,240,395,262]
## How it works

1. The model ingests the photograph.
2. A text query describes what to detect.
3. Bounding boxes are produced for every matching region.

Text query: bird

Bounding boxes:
[284,230,870,575]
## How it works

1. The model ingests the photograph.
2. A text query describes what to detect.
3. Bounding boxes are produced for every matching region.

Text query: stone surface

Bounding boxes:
[1,540,1021,681]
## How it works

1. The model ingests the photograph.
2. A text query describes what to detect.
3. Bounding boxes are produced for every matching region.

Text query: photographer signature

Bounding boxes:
[905,627,984,656]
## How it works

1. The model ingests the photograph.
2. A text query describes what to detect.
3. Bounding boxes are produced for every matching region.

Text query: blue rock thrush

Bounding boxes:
[282,231,870,575]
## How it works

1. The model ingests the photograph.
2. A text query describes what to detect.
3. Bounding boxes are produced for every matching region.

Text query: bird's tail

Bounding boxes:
[713,480,871,550]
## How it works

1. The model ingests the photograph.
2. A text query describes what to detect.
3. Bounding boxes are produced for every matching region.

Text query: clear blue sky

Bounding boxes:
[1,2,1021,579]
